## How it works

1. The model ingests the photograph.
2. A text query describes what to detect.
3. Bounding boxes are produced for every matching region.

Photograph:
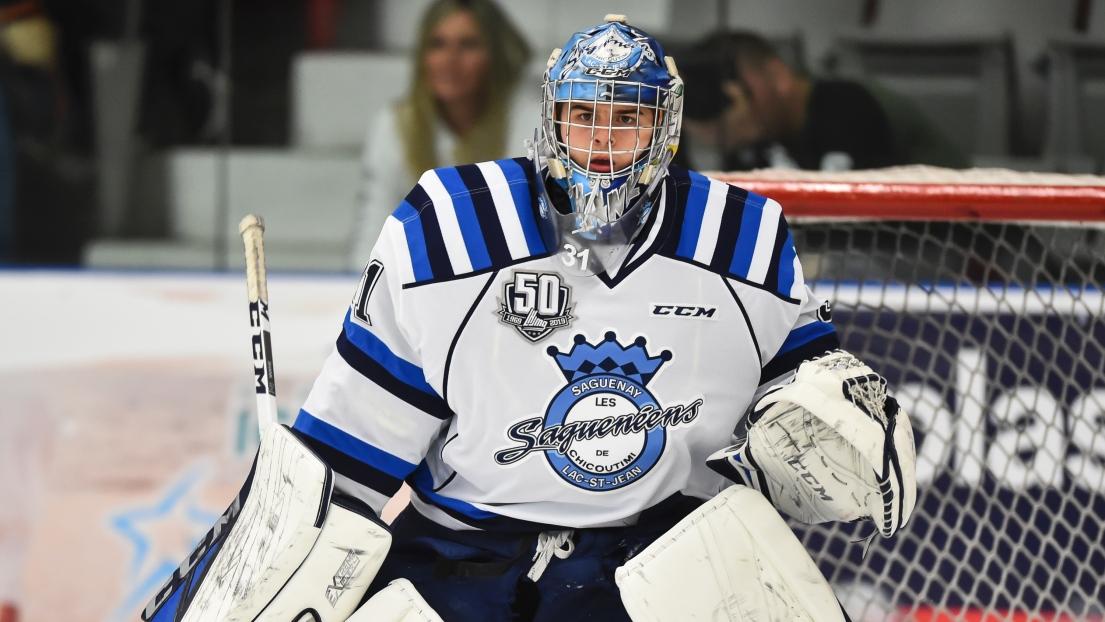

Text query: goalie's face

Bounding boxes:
[555,101,658,175]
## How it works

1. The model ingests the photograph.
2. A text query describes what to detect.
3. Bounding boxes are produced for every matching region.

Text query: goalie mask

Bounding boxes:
[534,15,683,275]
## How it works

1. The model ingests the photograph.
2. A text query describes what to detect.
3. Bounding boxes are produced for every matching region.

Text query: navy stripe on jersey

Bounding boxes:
[662,166,799,302]
[656,166,692,256]
[293,410,415,497]
[339,313,452,419]
[394,201,433,282]
[710,184,750,273]
[402,183,455,280]
[759,323,840,385]
[762,215,789,295]
[455,164,513,266]
[435,167,493,271]
[395,158,548,285]
[408,464,496,521]
[412,476,706,533]
[776,229,797,298]
[408,464,564,532]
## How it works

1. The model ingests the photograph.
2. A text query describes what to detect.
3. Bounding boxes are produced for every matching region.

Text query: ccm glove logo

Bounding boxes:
[651,304,717,319]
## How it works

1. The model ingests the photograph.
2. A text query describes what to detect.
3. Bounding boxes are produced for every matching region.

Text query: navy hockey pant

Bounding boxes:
[366,504,698,622]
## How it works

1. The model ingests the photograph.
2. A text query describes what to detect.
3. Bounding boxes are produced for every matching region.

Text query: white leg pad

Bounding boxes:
[348,579,445,622]
[259,499,391,619]
[143,425,392,622]
[183,425,333,621]
[614,486,846,622]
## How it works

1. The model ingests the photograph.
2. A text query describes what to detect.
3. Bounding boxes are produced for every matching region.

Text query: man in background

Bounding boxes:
[678,31,969,171]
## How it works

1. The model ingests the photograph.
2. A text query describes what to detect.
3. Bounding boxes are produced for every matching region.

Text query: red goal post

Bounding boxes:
[710,166,1105,622]
[714,165,1105,222]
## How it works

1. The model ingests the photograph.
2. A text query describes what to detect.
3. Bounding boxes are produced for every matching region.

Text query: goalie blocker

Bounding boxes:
[141,425,392,622]
[707,350,917,537]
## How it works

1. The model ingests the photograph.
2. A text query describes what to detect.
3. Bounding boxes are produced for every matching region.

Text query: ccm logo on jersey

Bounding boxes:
[651,304,717,319]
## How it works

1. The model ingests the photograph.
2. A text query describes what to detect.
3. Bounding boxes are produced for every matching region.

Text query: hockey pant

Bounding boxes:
[365,498,701,622]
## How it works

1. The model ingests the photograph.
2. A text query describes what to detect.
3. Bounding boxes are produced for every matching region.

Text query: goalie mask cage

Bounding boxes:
[716,168,1105,622]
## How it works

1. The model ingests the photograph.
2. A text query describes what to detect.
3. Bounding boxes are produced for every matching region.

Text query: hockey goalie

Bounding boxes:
[141,12,916,622]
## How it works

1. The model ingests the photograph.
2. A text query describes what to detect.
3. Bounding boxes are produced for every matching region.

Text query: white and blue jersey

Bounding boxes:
[292,157,837,532]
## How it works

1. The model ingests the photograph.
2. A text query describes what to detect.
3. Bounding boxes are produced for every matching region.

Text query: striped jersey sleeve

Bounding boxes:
[390,158,547,285]
[665,168,841,389]
[668,169,802,302]
[292,212,453,514]
[758,292,839,388]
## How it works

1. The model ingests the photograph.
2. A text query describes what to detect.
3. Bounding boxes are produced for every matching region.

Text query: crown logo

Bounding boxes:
[547,332,671,385]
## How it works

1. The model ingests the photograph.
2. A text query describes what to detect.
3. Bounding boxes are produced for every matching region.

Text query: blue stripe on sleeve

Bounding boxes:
[409,463,497,520]
[730,191,766,277]
[435,168,492,271]
[393,200,433,282]
[335,331,451,420]
[294,410,417,480]
[778,321,836,355]
[497,158,546,255]
[760,328,840,386]
[342,311,438,397]
[674,173,711,258]
[776,231,797,297]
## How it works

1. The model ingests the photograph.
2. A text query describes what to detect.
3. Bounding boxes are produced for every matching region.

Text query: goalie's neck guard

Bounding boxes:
[534,15,683,276]
[531,139,662,277]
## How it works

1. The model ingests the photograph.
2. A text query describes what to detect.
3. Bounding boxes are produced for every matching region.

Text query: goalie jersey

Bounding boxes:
[293,157,838,532]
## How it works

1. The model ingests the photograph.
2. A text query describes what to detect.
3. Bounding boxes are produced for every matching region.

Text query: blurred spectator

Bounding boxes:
[1,0,60,261]
[136,0,220,148]
[678,31,969,172]
[350,0,530,269]
[0,0,76,263]
[0,67,10,262]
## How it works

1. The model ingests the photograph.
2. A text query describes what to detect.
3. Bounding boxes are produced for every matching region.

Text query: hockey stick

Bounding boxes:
[239,214,278,434]
[143,216,391,621]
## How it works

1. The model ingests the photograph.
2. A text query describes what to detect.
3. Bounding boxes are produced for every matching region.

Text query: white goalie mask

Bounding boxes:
[533,15,683,275]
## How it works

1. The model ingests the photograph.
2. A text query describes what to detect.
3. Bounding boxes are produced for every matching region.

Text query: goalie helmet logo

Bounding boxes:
[498,271,575,342]
[575,26,650,78]
[552,21,661,84]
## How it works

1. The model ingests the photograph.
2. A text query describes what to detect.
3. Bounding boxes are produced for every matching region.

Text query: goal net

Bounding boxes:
[715,167,1105,622]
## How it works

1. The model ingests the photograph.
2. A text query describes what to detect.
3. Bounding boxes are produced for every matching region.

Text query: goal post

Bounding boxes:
[714,167,1105,621]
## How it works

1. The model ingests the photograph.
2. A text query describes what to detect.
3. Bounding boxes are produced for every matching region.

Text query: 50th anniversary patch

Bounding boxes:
[498,271,575,342]
[494,332,704,491]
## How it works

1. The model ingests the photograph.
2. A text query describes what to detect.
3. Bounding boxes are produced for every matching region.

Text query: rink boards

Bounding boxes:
[1,273,1102,620]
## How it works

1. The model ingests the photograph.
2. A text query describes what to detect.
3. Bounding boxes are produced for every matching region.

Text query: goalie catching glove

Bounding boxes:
[707,350,917,537]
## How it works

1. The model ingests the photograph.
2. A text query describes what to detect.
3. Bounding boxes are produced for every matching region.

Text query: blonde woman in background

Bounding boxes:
[351,0,531,269]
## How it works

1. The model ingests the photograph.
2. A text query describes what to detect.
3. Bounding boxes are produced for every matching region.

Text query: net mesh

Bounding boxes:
[716,169,1105,621]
